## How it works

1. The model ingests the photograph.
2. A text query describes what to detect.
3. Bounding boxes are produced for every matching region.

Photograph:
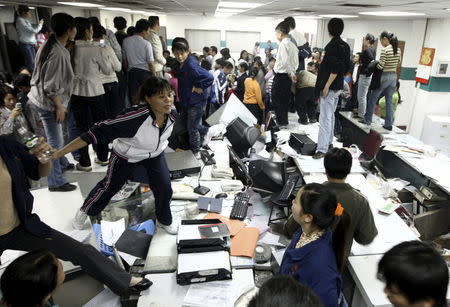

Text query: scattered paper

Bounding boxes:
[272,248,286,266]
[118,251,139,266]
[178,250,230,274]
[259,232,286,247]
[100,218,126,246]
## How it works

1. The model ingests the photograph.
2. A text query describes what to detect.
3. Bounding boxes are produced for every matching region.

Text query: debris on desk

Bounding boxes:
[378,200,401,215]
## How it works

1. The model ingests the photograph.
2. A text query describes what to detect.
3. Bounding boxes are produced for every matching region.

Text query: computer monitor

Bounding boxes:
[264,111,280,152]
[248,160,286,193]
[225,117,260,158]
[228,145,252,186]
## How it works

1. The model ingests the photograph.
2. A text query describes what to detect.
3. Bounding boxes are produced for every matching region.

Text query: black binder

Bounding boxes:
[177,219,230,253]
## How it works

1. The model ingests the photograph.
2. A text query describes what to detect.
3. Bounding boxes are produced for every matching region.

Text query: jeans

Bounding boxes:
[317,90,340,153]
[36,107,70,188]
[181,106,208,153]
[295,87,316,123]
[19,43,36,72]
[271,73,292,126]
[357,74,372,118]
[365,72,397,127]
[70,95,109,166]
[82,152,173,225]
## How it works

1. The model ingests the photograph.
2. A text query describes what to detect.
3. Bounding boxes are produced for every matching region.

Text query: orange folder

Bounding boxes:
[230,227,260,258]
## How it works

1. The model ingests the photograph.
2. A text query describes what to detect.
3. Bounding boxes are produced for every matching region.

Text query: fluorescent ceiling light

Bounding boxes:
[218,1,263,9]
[216,8,245,13]
[101,7,130,12]
[29,6,35,9]
[295,15,323,19]
[360,11,425,16]
[57,2,104,8]
[128,9,155,15]
[0,4,5,6]
[215,12,234,18]
[319,14,358,18]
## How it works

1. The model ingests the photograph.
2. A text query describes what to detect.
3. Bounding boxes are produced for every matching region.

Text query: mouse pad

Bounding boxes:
[197,197,223,213]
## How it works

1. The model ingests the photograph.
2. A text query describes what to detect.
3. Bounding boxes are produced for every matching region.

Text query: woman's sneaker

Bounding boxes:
[73,209,88,230]
[94,158,109,166]
[76,163,92,172]
[156,221,178,235]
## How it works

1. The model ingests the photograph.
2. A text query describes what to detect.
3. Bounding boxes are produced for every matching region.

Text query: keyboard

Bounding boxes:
[230,193,250,220]
[278,173,300,202]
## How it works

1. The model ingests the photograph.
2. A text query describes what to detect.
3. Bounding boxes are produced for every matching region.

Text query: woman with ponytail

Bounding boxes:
[280,183,351,307]
[363,31,401,130]
[28,13,77,192]
[243,67,265,124]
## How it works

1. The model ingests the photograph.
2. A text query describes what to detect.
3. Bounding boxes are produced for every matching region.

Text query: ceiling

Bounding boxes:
[3,0,450,18]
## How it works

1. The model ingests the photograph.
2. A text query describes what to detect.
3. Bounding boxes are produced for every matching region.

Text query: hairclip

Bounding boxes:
[335,203,344,216]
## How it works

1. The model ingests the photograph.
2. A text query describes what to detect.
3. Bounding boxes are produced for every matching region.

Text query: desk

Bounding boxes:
[348,254,450,307]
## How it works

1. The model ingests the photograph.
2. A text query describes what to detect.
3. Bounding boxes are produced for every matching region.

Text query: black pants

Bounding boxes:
[128,68,152,103]
[103,82,123,118]
[0,226,131,295]
[81,151,173,225]
[70,95,109,166]
[244,103,263,125]
[271,73,292,126]
[295,87,316,123]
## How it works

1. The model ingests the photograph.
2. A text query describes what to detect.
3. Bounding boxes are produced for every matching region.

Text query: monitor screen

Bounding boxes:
[228,145,252,186]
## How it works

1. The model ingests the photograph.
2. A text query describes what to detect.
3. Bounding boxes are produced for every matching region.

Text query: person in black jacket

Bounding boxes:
[235,62,249,102]
[313,18,350,159]
[357,33,376,119]
[0,136,151,297]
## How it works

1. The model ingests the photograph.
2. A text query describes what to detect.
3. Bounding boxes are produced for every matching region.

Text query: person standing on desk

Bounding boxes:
[53,77,178,235]
[285,148,378,263]
[0,136,151,297]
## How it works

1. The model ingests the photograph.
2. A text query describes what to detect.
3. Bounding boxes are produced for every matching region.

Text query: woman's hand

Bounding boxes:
[55,105,67,123]
[29,137,55,158]
[192,87,203,94]
[10,107,22,119]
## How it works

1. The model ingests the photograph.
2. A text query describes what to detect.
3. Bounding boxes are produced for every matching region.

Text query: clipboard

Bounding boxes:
[176,250,232,285]
[177,219,230,253]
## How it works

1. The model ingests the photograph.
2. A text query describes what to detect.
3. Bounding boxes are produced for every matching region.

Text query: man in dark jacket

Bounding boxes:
[357,33,376,118]
[313,18,350,159]
[284,148,378,264]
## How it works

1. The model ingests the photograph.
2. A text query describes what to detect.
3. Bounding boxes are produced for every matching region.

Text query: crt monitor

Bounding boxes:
[225,117,260,158]
[228,145,252,186]
[248,160,286,193]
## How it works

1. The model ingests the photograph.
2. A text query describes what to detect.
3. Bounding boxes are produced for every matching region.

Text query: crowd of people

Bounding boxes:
[0,5,447,307]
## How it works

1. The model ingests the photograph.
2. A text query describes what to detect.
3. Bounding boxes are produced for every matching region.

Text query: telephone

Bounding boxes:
[413,186,446,204]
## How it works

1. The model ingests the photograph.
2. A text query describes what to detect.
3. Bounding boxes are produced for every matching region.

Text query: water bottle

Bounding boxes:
[17,127,52,163]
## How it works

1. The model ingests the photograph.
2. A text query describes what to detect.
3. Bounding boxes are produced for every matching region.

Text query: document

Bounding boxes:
[100,218,126,246]
[259,232,286,247]
[178,250,231,274]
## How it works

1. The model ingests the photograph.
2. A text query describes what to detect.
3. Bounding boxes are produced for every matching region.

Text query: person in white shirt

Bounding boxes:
[210,46,221,64]
[70,17,112,171]
[15,5,43,72]
[122,19,155,102]
[145,16,166,78]
[271,21,299,126]
[284,16,306,47]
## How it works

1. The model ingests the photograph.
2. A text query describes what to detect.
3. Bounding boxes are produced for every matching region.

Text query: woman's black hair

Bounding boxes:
[92,23,106,39]
[275,20,290,35]
[381,31,399,55]
[171,37,190,52]
[74,17,91,41]
[238,62,249,72]
[87,16,100,26]
[113,16,127,30]
[14,73,31,89]
[127,26,136,36]
[14,5,30,25]
[284,16,296,29]
[378,241,449,307]
[0,250,59,307]
[298,183,351,273]
[39,24,50,34]
[37,13,75,72]
[136,77,172,104]
[201,60,212,71]
[365,33,375,45]
[0,85,16,107]
[220,48,231,60]
[248,275,323,307]
[328,18,344,37]
[249,67,259,79]
[239,50,248,60]
[253,59,266,75]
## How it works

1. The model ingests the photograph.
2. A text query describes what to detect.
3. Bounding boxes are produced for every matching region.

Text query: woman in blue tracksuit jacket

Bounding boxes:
[171,37,214,155]
[53,77,178,235]
[279,183,351,307]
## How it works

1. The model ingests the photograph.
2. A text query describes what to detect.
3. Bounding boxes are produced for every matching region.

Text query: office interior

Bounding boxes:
[0,0,449,306]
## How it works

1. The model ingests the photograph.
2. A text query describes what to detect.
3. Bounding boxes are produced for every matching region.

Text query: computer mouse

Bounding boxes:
[215,193,228,199]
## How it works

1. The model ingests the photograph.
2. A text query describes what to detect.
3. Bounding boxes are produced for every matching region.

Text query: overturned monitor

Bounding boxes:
[228,145,252,186]
[248,160,286,193]
[225,117,260,158]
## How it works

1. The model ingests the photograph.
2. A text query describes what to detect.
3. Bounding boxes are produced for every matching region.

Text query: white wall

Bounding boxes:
[52,6,87,18]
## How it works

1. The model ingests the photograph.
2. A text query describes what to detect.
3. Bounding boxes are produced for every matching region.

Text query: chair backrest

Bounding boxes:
[362,129,383,159]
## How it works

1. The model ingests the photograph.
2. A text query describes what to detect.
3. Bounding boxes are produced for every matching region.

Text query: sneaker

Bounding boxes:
[297,119,308,125]
[382,125,393,131]
[193,152,201,160]
[76,163,92,172]
[309,119,317,124]
[312,152,326,159]
[156,221,178,235]
[94,158,109,166]
[48,183,77,192]
[73,209,88,230]
[62,163,75,172]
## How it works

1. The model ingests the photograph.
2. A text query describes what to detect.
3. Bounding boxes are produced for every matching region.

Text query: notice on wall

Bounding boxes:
[416,47,436,84]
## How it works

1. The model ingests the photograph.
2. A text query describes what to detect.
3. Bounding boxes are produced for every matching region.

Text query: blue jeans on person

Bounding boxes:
[36,107,70,188]
[365,72,397,127]
[317,90,340,153]
[181,105,208,153]
[19,43,36,72]
[357,74,372,118]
